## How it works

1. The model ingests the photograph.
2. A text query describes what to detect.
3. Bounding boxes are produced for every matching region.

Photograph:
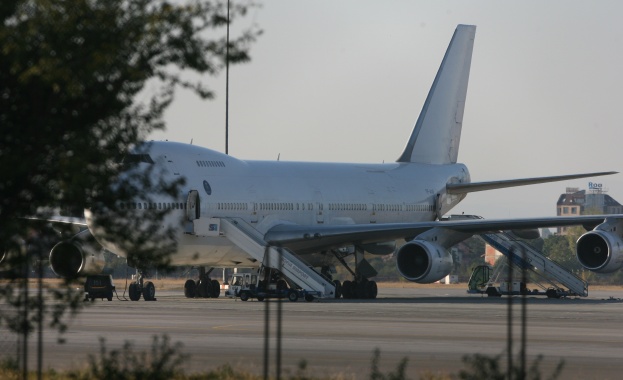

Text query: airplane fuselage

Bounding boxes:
[90,141,470,268]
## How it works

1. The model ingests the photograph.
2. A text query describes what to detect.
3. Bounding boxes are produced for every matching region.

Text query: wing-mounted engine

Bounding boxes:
[576,217,623,273]
[396,227,472,283]
[49,229,105,278]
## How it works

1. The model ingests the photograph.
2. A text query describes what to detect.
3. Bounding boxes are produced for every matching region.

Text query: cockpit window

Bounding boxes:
[122,154,154,165]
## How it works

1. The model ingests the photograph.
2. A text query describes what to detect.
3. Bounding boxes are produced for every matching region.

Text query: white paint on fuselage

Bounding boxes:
[92,141,470,267]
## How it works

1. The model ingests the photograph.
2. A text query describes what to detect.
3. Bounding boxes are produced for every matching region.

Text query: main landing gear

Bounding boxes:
[330,250,379,300]
[183,267,221,299]
[128,268,156,301]
[339,277,378,299]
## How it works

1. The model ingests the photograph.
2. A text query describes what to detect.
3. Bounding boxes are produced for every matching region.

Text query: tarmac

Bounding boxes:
[19,285,623,379]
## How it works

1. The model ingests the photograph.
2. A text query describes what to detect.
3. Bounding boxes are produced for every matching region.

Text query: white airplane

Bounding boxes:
[48,25,622,301]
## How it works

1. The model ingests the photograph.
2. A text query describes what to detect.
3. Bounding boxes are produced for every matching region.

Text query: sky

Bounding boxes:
[151,1,623,220]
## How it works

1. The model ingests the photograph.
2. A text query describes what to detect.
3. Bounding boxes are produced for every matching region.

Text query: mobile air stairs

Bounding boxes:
[218,218,336,299]
[470,231,588,298]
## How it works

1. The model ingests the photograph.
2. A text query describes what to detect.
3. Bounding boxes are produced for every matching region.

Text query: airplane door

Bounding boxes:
[164,156,181,176]
[187,190,200,220]
[368,189,377,223]
[249,202,258,223]
[434,193,443,220]
[313,190,324,224]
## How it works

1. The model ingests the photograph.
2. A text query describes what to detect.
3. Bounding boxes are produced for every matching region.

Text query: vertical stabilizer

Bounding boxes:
[397,25,476,164]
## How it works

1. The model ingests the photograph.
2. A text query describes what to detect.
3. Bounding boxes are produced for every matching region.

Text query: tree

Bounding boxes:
[542,229,583,272]
[0,0,258,341]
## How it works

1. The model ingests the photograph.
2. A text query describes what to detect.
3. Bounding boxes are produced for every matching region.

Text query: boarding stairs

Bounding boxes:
[218,218,336,298]
[480,231,588,297]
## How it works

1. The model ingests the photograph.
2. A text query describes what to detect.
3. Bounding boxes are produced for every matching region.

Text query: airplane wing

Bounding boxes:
[264,215,613,253]
[25,215,88,226]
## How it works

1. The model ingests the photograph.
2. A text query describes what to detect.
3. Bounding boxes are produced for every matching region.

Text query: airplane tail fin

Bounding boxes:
[397,24,476,164]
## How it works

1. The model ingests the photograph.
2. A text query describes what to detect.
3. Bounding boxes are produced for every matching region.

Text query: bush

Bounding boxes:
[69,334,188,380]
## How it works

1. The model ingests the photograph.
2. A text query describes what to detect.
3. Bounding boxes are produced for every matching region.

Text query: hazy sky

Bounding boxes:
[151,1,623,219]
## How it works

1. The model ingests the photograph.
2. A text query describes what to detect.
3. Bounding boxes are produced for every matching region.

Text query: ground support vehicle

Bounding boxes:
[223,272,258,298]
[468,264,578,299]
[224,271,321,302]
[84,274,115,301]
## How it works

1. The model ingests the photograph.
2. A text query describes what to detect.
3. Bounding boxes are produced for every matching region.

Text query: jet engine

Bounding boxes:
[576,230,623,273]
[396,240,453,283]
[49,229,105,278]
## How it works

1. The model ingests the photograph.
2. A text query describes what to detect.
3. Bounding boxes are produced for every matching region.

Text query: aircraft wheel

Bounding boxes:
[257,296,265,302]
[546,288,560,299]
[239,290,250,302]
[365,280,378,299]
[305,294,315,302]
[287,290,298,302]
[211,279,221,298]
[195,280,203,297]
[128,282,141,301]
[355,279,369,299]
[276,279,288,290]
[143,281,156,301]
[333,280,342,299]
[258,280,267,291]
[184,279,196,298]
[486,287,501,297]
[197,278,211,298]
[342,280,353,299]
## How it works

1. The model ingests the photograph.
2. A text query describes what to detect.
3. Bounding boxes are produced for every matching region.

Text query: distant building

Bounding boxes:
[556,184,623,234]
[484,244,502,265]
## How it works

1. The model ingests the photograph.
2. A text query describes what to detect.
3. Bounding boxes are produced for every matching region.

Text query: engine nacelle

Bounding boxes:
[396,240,453,283]
[576,230,623,273]
[49,230,105,278]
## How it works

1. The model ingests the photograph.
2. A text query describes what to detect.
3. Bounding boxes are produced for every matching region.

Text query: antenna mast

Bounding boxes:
[225,0,230,155]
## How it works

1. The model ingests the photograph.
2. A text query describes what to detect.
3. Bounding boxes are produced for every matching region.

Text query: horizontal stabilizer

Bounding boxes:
[446,171,618,194]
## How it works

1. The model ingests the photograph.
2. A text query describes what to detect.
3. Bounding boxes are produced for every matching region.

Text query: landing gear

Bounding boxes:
[128,282,141,301]
[143,281,156,301]
[184,279,196,298]
[196,275,212,298]
[211,279,221,298]
[333,280,342,299]
[340,278,378,299]
[364,279,378,299]
[183,267,221,299]
[332,249,379,299]
[128,268,157,301]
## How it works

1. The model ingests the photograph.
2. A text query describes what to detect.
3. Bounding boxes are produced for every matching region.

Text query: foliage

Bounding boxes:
[68,334,188,380]
[459,353,564,380]
[369,348,409,380]
[455,236,486,281]
[0,0,258,340]
[0,342,571,380]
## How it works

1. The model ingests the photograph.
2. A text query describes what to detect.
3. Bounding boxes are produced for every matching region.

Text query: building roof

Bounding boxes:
[556,189,622,207]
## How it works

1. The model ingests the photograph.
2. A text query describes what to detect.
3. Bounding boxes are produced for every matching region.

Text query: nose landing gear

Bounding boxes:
[128,269,156,301]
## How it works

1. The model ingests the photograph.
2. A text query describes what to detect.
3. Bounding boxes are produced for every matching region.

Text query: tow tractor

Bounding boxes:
[224,269,321,302]
[84,274,115,301]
